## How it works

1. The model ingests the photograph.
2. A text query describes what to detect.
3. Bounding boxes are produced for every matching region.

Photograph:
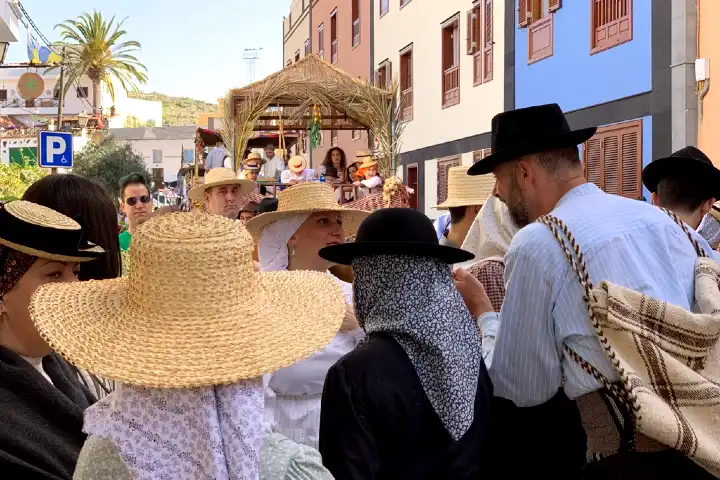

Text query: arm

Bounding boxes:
[487,236,562,407]
[320,364,379,480]
[360,176,382,189]
[280,170,293,184]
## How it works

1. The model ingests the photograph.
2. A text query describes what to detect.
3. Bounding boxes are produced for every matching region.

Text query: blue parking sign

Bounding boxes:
[38,131,73,168]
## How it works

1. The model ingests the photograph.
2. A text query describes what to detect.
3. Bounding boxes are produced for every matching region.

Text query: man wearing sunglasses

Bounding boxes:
[118,173,153,252]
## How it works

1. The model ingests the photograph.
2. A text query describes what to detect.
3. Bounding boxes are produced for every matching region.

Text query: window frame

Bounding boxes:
[590,0,633,55]
[380,0,389,17]
[330,9,338,64]
[76,86,89,99]
[152,149,163,164]
[351,0,361,48]
[317,23,325,60]
[400,0,411,9]
[437,156,462,204]
[399,44,413,121]
[441,13,461,109]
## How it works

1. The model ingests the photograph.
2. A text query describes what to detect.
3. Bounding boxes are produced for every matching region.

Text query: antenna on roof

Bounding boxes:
[242,48,262,84]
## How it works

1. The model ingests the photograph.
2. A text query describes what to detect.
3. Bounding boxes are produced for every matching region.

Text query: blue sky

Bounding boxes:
[7,1,287,103]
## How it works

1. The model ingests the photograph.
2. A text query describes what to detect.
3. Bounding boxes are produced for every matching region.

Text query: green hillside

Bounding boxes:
[127,92,218,126]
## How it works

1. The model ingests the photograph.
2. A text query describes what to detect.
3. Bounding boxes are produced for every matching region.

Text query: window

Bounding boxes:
[305,38,311,56]
[330,130,338,146]
[286,58,292,67]
[76,86,89,98]
[0,89,7,101]
[318,131,324,147]
[582,120,642,199]
[400,0,411,8]
[591,0,632,54]
[25,99,35,107]
[437,157,461,203]
[352,0,361,47]
[400,45,413,120]
[441,14,460,108]
[380,0,389,17]
[152,168,164,187]
[352,129,361,140]
[518,0,560,64]
[406,164,419,209]
[318,24,325,60]
[472,149,491,163]
[295,50,300,62]
[183,149,194,163]
[152,149,163,164]
[330,11,338,64]
[468,0,493,85]
[375,60,391,89]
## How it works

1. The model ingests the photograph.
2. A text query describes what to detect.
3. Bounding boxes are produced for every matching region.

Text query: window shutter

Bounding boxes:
[619,125,641,199]
[583,120,642,199]
[387,61,393,88]
[483,0,493,82]
[466,9,476,55]
[549,0,561,12]
[584,137,603,189]
[374,68,380,86]
[602,134,620,195]
[518,0,529,27]
[437,158,461,203]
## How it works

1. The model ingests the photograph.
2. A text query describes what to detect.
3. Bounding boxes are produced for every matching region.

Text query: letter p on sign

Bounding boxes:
[48,137,66,160]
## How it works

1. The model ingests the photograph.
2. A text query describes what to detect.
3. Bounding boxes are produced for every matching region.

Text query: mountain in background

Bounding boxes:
[128,92,218,126]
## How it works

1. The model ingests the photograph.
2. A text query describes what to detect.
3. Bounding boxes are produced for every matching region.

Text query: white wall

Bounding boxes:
[123,137,194,183]
[108,97,163,129]
[0,68,95,116]
[373,0,505,153]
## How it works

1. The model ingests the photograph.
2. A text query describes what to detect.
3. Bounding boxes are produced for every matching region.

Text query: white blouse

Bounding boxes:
[263,275,364,450]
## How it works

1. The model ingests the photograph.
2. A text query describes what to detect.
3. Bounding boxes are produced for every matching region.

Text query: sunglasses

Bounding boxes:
[125,195,151,206]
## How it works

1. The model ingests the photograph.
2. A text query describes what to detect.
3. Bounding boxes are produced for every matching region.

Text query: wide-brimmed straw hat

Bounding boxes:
[287,155,307,173]
[188,167,255,202]
[244,182,369,243]
[358,157,378,170]
[243,157,262,172]
[468,103,596,176]
[0,200,104,262]
[29,212,347,388]
[642,146,720,199]
[319,208,474,265]
[436,165,494,209]
[355,149,373,162]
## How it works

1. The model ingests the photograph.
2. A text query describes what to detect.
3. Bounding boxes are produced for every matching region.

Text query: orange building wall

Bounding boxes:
[310,0,372,171]
[698,0,720,166]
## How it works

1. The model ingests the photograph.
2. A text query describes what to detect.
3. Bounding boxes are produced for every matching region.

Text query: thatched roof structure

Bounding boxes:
[223,55,406,177]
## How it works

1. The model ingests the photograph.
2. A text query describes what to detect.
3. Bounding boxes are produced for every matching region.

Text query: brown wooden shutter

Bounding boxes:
[387,61,393,88]
[437,158,461,204]
[584,137,603,189]
[374,68,380,86]
[619,124,641,199]
[483,0,493,82]
[549,0,561,12]
[583,120,642,199]
[518,0,529,27]
[602,134,620,195]
[467,9,476,55]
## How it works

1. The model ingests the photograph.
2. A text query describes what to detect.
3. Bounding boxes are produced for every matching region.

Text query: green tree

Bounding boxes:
[0,161,46,201]
[144,119,156,127]
[72,135,150,199]
[124,115,141,128]
[53,11,148,113]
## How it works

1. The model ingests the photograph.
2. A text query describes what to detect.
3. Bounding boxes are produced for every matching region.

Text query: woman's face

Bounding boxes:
[246,170,259,181]
[0,259,79,357]
[331,150,342,167]
[289,212,345,267]
[364,166,378,178]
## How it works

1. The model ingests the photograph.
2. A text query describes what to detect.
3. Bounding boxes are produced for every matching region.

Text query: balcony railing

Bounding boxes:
[331,39,338,64]
[401,87,413,120]
[352,19,360,47]
[442,65,460,107]
[0,98,59,109]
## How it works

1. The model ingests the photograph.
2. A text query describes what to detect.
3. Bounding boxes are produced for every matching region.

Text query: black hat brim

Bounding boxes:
[319,241,475,266]
[468,127,598,176]
[642,156,720,198]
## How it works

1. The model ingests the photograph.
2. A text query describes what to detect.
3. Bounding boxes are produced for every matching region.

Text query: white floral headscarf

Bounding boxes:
[257,214,310,272]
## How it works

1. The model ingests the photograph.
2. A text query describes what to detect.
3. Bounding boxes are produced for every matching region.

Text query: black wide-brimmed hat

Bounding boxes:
[642,146,720,198]
[468,103,597,176]
[318,208,475,266]
[0,201,104,262]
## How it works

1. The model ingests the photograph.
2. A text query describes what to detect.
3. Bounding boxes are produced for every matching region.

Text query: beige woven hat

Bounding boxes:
[355,149,373,162]
[244,182,369,242]
[246,152,262,161]
[188,167,255,202]
[29,212,346,388]
[435,165,495,209]
[287,155,307,173]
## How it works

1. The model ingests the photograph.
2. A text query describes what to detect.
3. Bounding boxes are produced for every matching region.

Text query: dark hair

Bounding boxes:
[322,148,347,174]
[22,174,121,280]
[255,197,279,214]
[656,174,714,213]
[119,173,149,201]
[448,206,469,225]
[534,147,581,175]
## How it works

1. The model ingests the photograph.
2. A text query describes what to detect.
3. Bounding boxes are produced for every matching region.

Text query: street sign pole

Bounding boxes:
[53,50,65,175]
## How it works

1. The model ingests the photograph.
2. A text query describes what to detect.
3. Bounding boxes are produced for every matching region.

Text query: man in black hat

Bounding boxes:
[463,103,717,477]
[642,146,720,230]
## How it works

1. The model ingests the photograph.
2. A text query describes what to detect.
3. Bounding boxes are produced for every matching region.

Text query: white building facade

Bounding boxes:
[374,0,509,216]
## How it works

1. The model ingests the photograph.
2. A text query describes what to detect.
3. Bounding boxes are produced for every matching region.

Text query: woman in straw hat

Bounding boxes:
[0,201,104,479]
[31,212,344,480]
[244,182,369,449]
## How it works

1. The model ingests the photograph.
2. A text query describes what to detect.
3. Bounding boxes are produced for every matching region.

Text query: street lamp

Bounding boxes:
[0,43,9,65]
[77,111,91,128]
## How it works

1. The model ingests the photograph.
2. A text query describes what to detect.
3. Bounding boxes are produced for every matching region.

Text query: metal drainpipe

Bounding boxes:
[699,78,710,122]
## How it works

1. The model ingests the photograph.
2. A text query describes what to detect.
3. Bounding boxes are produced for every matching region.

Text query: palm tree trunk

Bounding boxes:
[92,80,101,115]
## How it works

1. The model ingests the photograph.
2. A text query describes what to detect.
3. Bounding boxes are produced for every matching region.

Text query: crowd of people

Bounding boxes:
[0,103,719,479]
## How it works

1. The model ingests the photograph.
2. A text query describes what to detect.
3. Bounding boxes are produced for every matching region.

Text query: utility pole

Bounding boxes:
[53,48,65,174]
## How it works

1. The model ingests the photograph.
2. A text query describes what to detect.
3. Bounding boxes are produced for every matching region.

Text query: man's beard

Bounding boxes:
[506,177,531,227]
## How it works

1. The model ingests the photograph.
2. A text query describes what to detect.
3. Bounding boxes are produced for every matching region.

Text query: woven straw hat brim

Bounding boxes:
[0,237,104,263]
[435,197,489,210]
[29,270,346,388]
[188,179,256,202]
[245,208,369,243]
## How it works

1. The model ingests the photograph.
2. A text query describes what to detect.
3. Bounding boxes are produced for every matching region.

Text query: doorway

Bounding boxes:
[406,164,418,209]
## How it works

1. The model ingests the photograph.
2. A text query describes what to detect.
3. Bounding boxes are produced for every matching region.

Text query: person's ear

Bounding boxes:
[650,192,660,207]
[699,197,717,217]
[0,299,6,316]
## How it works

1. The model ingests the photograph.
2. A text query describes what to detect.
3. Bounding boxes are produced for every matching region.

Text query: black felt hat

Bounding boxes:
[642,146,720,198]
[318,208,475,266]
[254,197,279,214]
[468,103,597,176]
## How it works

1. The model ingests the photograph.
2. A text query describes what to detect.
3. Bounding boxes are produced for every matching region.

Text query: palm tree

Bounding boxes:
[53,11,148,114]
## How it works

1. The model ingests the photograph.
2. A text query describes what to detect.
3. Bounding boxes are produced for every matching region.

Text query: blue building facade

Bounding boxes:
[512,0,669,201]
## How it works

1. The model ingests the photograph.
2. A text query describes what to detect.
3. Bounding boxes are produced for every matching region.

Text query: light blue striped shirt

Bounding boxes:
[480,183,716,407]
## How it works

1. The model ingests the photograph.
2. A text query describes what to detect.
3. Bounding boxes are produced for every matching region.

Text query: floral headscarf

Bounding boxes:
[0,245,36,297]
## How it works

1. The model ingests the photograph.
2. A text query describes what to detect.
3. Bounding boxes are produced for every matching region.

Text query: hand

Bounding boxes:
[353,181,362,186]
[452,268,493,318]
[339,304,360,333]
[253,261,261,271]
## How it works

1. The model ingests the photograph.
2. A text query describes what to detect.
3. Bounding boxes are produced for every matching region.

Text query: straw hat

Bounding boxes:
[287,155,307,173]
[246,152,262,162]
[0,200,104,262]
[243,156,262,172]
[188,167,255,202]
[29,212,347,388]
[358,157,378,170]
[435,165,495,209]
[355,149,373,162]
[244,182,370,242]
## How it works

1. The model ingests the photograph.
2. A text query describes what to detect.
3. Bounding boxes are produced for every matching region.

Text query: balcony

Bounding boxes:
[0,97,60,114]
[331,39,338,64]
[352,19,360,48]
[0,0,19,43]
[401,87,413,120]
[442,66,459,108]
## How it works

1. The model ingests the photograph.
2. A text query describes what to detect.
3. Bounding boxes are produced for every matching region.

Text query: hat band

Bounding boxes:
[0,207,90,257]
